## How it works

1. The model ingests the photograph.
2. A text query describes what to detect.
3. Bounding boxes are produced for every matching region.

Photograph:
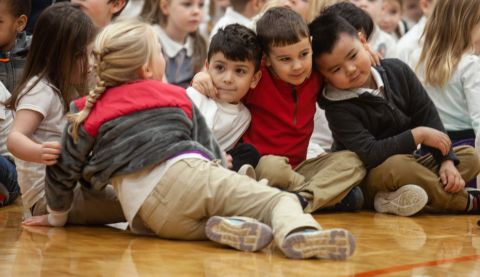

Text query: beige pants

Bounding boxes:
[138,158,320,246]
[32,184,125,225]
[363,146,480,212]
[255,151,366,213]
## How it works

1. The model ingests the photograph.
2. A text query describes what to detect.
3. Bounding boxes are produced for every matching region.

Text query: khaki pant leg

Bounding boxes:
[255,155,305,190]
[31,184,126,224]
[67,184,126,225]
[365,151,471,212]
[295,151,366,213]
[139,159,320,242]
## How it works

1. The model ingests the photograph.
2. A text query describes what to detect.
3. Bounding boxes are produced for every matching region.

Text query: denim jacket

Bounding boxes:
[0,32,30,92]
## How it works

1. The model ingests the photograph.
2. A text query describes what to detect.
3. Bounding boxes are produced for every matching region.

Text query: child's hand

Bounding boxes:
[40,141,62,165]
[412,127,452,156]
[439,160,465,193]
[191,72,218,98]
[22,214,52,226]
[224,152,233,169]
[365,43,381,66]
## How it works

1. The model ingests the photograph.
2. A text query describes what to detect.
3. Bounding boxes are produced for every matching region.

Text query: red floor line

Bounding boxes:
[351,255,480,277]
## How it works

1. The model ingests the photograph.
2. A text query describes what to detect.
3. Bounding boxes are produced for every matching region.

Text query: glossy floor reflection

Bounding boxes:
[2,200,480,276]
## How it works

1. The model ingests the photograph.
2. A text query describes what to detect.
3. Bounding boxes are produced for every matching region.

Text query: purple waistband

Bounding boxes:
[170,150,212,161]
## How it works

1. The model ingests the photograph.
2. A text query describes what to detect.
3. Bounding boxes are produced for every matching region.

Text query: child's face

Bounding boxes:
[265,37,312,86]
[350,0,383,24]
[281,0,310,22]
[472,23,480,55]
[161,0,204,36]
[379,1,402,34]
[72,42,95,85]
[0,3,26,51]
[402,0,422,23]
[315,33,372,90]
[207,53,261,104]
[72,0,125,28]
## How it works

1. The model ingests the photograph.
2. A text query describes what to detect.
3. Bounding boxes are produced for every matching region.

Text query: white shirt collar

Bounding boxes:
[153,25,194,58]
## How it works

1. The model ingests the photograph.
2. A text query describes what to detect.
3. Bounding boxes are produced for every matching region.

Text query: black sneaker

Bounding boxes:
[327,186,364,212]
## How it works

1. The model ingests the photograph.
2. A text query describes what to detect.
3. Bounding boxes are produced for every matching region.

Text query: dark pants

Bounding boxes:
[0,155,20,207]
[227,143,260,171]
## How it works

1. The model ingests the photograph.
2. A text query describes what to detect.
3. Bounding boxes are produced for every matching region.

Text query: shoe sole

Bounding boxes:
[281,228,355,260]
[205,216,273,252]
[374,184,428,216]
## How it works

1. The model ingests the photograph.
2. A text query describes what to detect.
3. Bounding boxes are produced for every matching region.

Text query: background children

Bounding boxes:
[311,13,480,216]
[350,0,397,58]
[193,7,366,212]
[6,2,124,224]
[379,0,407,40]
[396,0,436,65]
[0,0,30,93]
[401,0,422,29]
[0,81,19,207]
[71,0,128,28]
[142,0,207,88]
[23,19,356,261]
[278,0,336,23]
[411,0,480,186]
[209,0,266,40]
[188,24,262,171]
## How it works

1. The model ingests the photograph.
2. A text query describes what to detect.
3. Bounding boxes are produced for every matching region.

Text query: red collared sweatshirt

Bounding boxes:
[241,65,322,168]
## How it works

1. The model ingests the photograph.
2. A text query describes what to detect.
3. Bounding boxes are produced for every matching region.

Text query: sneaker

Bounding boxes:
[237,164,256,180]
[205,216,273,252]
[280,228,356,260]
[374,184,428,216]
[465,188,480,213]
[327,186,364,211]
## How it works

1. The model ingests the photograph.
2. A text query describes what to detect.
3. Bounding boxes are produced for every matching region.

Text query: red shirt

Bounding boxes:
[242,65,321,167]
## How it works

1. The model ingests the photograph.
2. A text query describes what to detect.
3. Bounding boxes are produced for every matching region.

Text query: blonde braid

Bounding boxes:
[68,50,108,142]
[67,19,160,143]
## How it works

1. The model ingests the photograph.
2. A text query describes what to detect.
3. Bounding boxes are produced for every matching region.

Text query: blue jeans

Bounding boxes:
[0,155,20,206]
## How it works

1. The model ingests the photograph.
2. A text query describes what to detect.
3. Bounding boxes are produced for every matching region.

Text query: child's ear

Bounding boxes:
[15,15,28,33]
[358,31,368,45]
[160,0,170,15]
[204,60,210,70]
[111,0,127,14]
[250,70,262,89]
[138,63,154,79]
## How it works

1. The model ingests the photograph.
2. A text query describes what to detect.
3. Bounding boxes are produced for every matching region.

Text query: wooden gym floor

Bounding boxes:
[1,199,480,276]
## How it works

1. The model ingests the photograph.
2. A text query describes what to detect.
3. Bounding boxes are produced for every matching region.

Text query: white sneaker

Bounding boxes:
[205,216,273,252]
[280,228,356,260]
[374,184,428,216]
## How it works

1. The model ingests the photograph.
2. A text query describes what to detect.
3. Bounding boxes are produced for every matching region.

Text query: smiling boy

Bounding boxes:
[187,24,262,171]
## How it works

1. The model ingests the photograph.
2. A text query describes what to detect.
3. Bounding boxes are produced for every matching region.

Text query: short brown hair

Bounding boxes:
[256,7,309,54]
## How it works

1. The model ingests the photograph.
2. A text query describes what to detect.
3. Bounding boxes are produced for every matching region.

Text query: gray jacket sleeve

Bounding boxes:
[45,124,95,211]
[190,104,225,165]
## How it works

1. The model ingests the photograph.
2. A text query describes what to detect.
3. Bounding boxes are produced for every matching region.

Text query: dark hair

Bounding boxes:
[321,2,374,40]
[0,0,31,17]
[309,13,358,58]
[109,0,129,18]
[8,2,96,111]
[208,24,262,71]
[256,6,309,54]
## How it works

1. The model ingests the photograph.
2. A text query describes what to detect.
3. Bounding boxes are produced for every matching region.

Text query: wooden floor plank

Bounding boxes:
[2,200,480,276]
